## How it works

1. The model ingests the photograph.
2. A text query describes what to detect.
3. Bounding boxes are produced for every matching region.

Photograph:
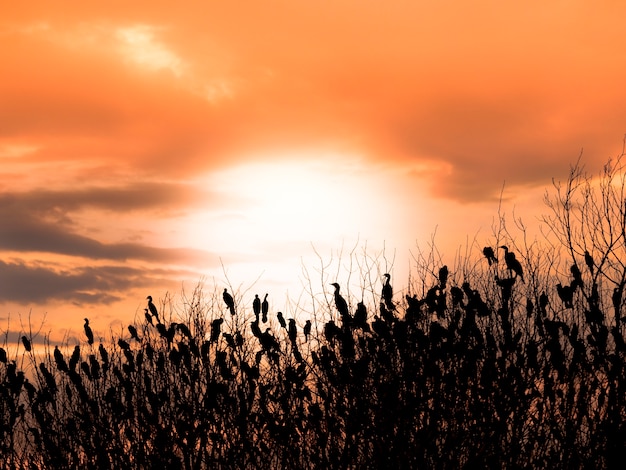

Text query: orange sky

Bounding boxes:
[2,1,626,344]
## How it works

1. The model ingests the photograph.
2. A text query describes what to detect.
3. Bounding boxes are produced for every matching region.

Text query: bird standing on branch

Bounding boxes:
[483,246,498,266]
[500,245,524,282]
[253,294,261,321]
[84,318,94,345]
[223,288,236,315]
[382,273,394,311]
[262,294,269,323]
[584,250,594,275]
[21,335,32,352]
[330,283,350,319]
[147,296,160,324]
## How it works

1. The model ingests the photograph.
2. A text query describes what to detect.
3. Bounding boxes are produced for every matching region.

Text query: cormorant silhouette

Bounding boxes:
[354,301,369,330]
[223,288,236,315]
[0,347,6,363]
[54,346,68,372]
[118,338,131,351]
[570,264,583,291]
[438,265,449,288]
[84,318,94,345]
[499,246,524,282]
[128,325,140,341]
[69,345,80,371]
[303,320,312,342]
[253,294,261,320]
[262,294,269,323]
[330,283,349,319]
[21,336,31,352]
[277,311,287,329]
[556,283,574,308]
[147,296,160,323]
[482,246,498,266]
[144,308,153,325]
[382,273,394,310]
[584,250,594,275]
[210,318,224,343]
[288,319,297,343]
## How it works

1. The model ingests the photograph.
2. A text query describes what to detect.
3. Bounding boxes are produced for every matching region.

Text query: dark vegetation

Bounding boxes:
[2,157,626,468]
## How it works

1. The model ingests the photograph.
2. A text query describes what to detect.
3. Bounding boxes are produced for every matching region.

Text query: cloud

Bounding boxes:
[2,2,626,204]
[0,259,198,305]
[0,182,216,214]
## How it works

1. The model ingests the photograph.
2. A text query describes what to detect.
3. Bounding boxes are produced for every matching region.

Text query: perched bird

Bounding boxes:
[438,265,449,288]
[253,295,261,320]
[382,273,394,310]
[54,346,68,372]
[303,320,312,342]
[354,302,369,330]
[21,336,32,352]
[69,345,80,371]
[288,319,297,343]
[0,347,6,363]
[128,325,140,341]
[84,318,94,345]
[118,338,130,351]
[482,247,498,266]
[277,311,287,329]
[500,246,524,282]
[556,283,574,308]
[584,250,594,275]
[223,288,236,315]
[210,318,224,343]
[144,308,154,325]
[262,294,269,323]
[147,296,160,324]
[330,283,350,319]
[570,264,583,291]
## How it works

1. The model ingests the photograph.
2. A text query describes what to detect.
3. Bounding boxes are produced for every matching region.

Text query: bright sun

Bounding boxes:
[187,155,381,248]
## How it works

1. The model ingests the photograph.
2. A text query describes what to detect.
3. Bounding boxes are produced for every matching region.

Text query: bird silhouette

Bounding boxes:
[382,273,394,310]
[482,246,498,266]
[128,325,140,341]
[288,319,297,343]
[584,250,594,275]
[330,283,350,319]
[438,265,449,288]
[277,311,287,329]
[500,246,524,282]
[556,283,574,308]
[253,294,261,320]
[210,318,224,343]
[570,264,583,291]
[21,335,32,352]
[0,347,6,363]
[354,301,369,330]
[147,295,160,323]
[303,320,312,342]
[262,294,269,323]
[54,346,68,372]
[84,318,94,345]
[223,288,236,315]
[144,308,154,325]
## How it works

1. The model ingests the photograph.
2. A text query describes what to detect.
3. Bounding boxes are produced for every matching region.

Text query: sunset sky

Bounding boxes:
[2,1,626,343]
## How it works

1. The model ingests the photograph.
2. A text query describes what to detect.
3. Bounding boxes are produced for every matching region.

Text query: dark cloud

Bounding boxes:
[0,259,196,305]
[0,182,215,214]
[0,211,218,268]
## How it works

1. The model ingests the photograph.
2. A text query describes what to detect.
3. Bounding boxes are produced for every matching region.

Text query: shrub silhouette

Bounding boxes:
[2,155,626,468]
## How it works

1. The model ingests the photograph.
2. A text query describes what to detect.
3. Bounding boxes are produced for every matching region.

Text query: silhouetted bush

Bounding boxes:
[2,155,626,468]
